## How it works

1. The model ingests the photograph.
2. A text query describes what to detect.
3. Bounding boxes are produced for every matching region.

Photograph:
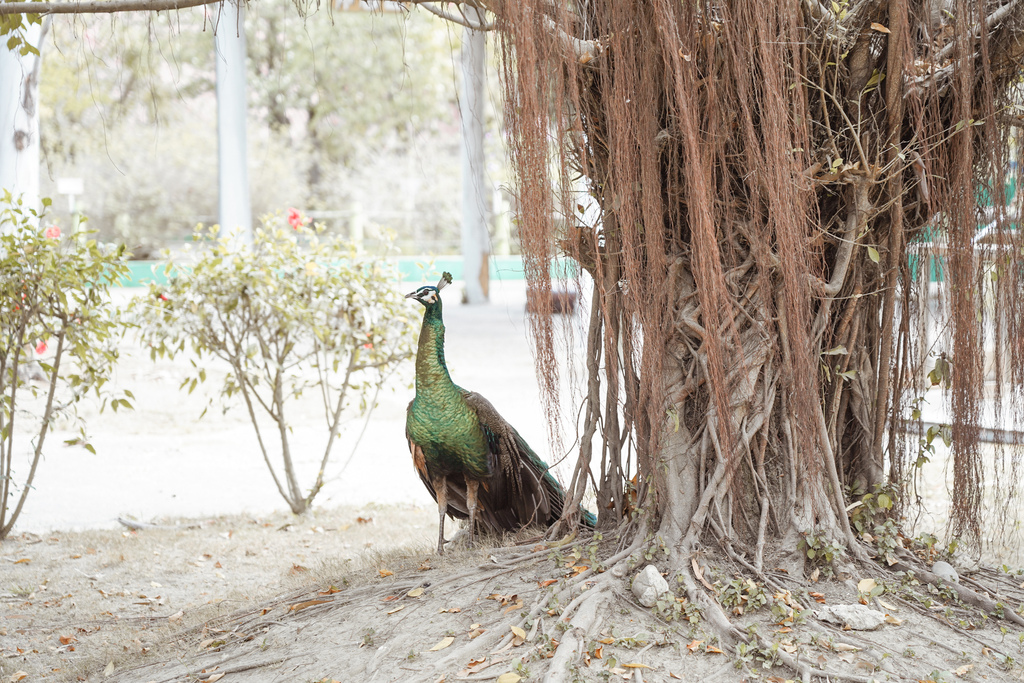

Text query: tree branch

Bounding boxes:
[414,2,495,30]
[0,0,220,15]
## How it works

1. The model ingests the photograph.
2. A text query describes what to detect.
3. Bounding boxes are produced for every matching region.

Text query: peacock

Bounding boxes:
[405,272,593,554]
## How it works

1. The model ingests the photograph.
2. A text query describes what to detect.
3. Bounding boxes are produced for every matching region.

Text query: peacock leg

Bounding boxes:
[465,478,479,548]
[433,476,448,554]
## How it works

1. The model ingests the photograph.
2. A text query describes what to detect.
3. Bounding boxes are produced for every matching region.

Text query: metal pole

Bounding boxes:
[459,18,488,303]
[215,0,252,245]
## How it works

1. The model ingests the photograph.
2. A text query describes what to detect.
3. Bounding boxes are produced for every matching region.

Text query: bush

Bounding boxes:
[0,193,130,539]
[134,215,415,514]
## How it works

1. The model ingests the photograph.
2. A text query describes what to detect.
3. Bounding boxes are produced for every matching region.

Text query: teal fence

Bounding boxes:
[118,255,577,288]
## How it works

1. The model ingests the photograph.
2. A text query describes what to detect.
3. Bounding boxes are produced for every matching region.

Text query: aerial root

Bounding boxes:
[891,554,1024,629]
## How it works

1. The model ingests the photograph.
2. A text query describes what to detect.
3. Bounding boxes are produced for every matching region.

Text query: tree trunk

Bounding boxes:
[0,20,46,212]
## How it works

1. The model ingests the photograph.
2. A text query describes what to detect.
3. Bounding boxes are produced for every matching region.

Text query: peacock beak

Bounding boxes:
[405,290,417,299]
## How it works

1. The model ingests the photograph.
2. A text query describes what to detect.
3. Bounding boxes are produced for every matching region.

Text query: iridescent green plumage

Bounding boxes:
[404,273,589,554]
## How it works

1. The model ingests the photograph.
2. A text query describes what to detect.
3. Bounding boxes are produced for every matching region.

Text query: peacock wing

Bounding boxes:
[461,391,566,529]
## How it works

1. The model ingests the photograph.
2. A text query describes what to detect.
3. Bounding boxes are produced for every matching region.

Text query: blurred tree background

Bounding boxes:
[36,3,508,257]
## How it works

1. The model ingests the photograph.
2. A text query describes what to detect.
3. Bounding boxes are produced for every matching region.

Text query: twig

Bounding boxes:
[155,657,288,683]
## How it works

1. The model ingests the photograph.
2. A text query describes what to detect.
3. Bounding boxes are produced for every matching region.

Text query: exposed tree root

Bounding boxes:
[87,535,1024,683]
[543,580,611,683]
[891,554,1024,628]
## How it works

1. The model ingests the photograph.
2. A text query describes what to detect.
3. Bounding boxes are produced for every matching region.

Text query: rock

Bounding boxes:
[815,604,886,630]
[610,562,628,578]
[631,565,669,608]
[932,561,959,584]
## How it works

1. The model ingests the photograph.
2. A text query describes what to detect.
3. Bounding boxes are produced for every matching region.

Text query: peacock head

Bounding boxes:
[405,272,453,307]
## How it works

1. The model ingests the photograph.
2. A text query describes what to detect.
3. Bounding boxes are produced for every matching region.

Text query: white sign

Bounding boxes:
[57,177,84,195]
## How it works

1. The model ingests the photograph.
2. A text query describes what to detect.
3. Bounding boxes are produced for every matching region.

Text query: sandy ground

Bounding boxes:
[5,278,1024,681]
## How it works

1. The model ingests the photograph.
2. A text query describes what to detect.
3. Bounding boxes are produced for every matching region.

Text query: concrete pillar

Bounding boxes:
[459,20,488,303]
[215,0,252,245]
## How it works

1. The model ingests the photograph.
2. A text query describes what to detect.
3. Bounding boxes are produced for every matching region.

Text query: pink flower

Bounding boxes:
[35,340,47,355]
[287,208,305,230]
[44,225,61,239]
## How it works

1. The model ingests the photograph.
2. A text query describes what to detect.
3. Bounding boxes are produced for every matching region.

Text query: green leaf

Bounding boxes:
[823,345,848,356]
[867,246,880,263]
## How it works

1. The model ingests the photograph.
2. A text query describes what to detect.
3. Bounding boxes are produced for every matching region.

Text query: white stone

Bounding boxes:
[631,564,670,608]
[932,561,959,584]
[815,604,885,630]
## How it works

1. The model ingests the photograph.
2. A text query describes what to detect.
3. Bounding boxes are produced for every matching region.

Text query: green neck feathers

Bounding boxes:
[415,301,454,390]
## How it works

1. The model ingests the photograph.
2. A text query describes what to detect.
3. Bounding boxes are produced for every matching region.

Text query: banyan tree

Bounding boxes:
[426,0,1024,580]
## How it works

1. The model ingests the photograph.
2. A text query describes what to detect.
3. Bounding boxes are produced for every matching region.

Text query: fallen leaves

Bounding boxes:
[692,558,714,590]
[457,657,491,676]
[510,625,527,646]
[496,674,521,683]
[379,569,393,578]
[488,593,518,605]
[9,673,28,682]
[407,587,425,598]
[387,605,405,615]
[429,636,454,651]
[198,638,226,650]
[289,598,330,612]
[167,610,184,623]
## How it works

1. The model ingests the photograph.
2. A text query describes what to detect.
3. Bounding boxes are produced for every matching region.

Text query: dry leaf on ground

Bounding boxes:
[429,636,455,651]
